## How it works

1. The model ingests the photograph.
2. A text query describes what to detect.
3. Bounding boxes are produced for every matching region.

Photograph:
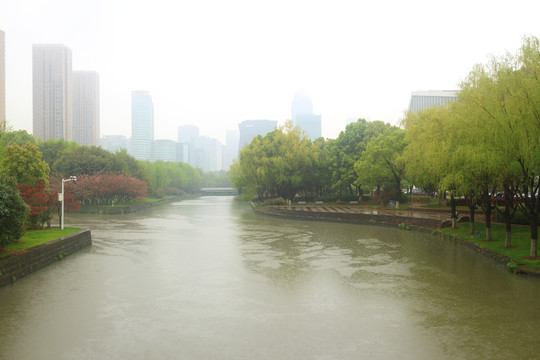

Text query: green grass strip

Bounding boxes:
[441,222,540,268]
[2,227,81,255]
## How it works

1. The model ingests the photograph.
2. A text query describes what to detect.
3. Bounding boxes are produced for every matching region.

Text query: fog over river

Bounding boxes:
[1,196,539,359]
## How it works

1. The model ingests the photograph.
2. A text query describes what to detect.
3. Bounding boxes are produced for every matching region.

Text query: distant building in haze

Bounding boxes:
[130,90,154,160]
[291,90,321,140]
[0,30,5,132]
[72,71,100,146]
[222,129,239,171]
[100,135,128,153]
[238,120,277,150]
[32,44,73,141]
[408,90,458,113]
[177,125,200,167]
[153,139,177,162]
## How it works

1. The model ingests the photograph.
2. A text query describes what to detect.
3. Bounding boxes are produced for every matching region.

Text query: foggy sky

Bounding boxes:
[1,0,539,143]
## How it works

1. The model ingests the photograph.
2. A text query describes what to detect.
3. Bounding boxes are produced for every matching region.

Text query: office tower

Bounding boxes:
[408,90,458,113]
[32,44,73,141]
[178,125,201,167]
[178,125,199,143]
[238,120,277,150]
[73,71,100,146]
[291,90,321,140]
[153,139,177,162]
[100,135,128,153]
[130,90,154,160]
[222,129,239,170]
[0,30,5,132]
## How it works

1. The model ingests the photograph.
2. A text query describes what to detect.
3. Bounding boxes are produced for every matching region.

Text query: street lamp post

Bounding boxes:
[60,176,77,230]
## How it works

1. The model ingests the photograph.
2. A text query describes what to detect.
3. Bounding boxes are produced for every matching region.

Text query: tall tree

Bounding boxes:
[354,126,407,202]
[2,142,50,186]
[459,36,540,255]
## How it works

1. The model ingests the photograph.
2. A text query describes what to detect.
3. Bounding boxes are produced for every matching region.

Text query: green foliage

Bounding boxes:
[231,121,319,201]
[54,145,124,177]
[262,197,287,206]
[2,142,50,186]
[201,170,231,188]
[0,176,30,246]
[355,126,407,200]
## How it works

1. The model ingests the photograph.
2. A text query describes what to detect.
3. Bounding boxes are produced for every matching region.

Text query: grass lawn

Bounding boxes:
[441,222,540,268]
[0,227,81,258]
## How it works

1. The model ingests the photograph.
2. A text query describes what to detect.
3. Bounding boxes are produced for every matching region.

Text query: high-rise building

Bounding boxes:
[0,30,5,132]
[291,90,321,140]
[238,120,277,150]
[408,90,458,113]
[73,71,100,146]
[130,90,154,160]
[178,125,200,167]
[222,129,239,170]
[153,139,177,162]
[32,44,73,141]
[100,135,128,153]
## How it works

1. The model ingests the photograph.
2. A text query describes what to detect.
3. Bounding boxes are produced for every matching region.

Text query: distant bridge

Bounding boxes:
[200,187,239,196]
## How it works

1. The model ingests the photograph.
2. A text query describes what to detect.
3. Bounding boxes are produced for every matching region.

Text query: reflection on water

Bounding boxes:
[0,196,539,360]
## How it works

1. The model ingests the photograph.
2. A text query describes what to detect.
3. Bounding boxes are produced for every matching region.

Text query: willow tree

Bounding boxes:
[459,36,540,256]
[403,106,464,228]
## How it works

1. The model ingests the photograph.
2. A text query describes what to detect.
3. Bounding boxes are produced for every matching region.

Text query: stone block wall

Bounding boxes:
[0,230,92,287]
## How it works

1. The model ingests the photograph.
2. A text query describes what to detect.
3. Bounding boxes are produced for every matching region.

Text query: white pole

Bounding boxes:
[61,178,65,230]
[60,176,76,230]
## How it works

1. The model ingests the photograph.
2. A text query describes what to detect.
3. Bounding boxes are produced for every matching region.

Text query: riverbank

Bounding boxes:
[253,204,540,279]
[78,195,184,214]
[0,229,92,287]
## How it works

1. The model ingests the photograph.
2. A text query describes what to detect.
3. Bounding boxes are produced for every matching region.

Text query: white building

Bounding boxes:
[153,139,177,162]
[100,135,128,153]
[73,71,100,146]
[408,90,458,113]
[32,44,73,141]
[291,90,321,140]
[130,90,154,160]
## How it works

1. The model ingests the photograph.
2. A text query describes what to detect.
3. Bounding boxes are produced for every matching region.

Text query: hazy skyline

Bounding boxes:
[1,0,539,143]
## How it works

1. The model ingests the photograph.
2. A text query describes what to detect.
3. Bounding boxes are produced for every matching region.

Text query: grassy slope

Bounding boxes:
[1,227,81,256]
[441,222,539,268]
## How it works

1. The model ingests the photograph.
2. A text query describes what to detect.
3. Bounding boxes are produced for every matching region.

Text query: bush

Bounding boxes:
[70,173,147,206]
[262,197,287,206]
[0,176,30,246]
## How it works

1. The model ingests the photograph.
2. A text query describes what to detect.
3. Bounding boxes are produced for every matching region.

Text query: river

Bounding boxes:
[0,196,539,359]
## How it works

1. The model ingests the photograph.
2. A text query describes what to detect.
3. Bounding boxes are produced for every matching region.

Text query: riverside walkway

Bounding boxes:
[257,204,454,229]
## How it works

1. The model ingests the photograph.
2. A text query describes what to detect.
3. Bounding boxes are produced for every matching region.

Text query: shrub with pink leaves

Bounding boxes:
[70,173,147,206]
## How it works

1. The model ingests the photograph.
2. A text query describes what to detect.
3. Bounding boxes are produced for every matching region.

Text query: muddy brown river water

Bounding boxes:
[1,196,539,359]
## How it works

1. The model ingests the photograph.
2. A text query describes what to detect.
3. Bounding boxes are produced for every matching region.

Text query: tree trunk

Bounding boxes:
[530,216,538,258]
[484,205,492,241]
[450,194,457,229]
[469,206,475,234]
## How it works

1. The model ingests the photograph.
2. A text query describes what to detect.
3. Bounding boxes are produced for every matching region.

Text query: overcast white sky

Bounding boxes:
[1,0,539,143]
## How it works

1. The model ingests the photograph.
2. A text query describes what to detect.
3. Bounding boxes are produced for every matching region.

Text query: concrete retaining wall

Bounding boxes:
[256,206,442,229]
[78,196,182,214]
[0,230,92,287]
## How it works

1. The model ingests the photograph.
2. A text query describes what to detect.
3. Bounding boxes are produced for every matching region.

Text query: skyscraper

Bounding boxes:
[0,30,5,132]
[291,90,321,140]
[130,90,154,160]
[238,120,277,150]
[32,44,73,141]
[408,90,458,113]
[73,71,100,146]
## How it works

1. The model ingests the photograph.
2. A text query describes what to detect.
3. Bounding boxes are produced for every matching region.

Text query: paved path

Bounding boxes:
[277,205,451,221]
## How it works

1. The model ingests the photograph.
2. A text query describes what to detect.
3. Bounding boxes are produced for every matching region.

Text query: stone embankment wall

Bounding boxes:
[256,206,442,229]
[0,230,92,287]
